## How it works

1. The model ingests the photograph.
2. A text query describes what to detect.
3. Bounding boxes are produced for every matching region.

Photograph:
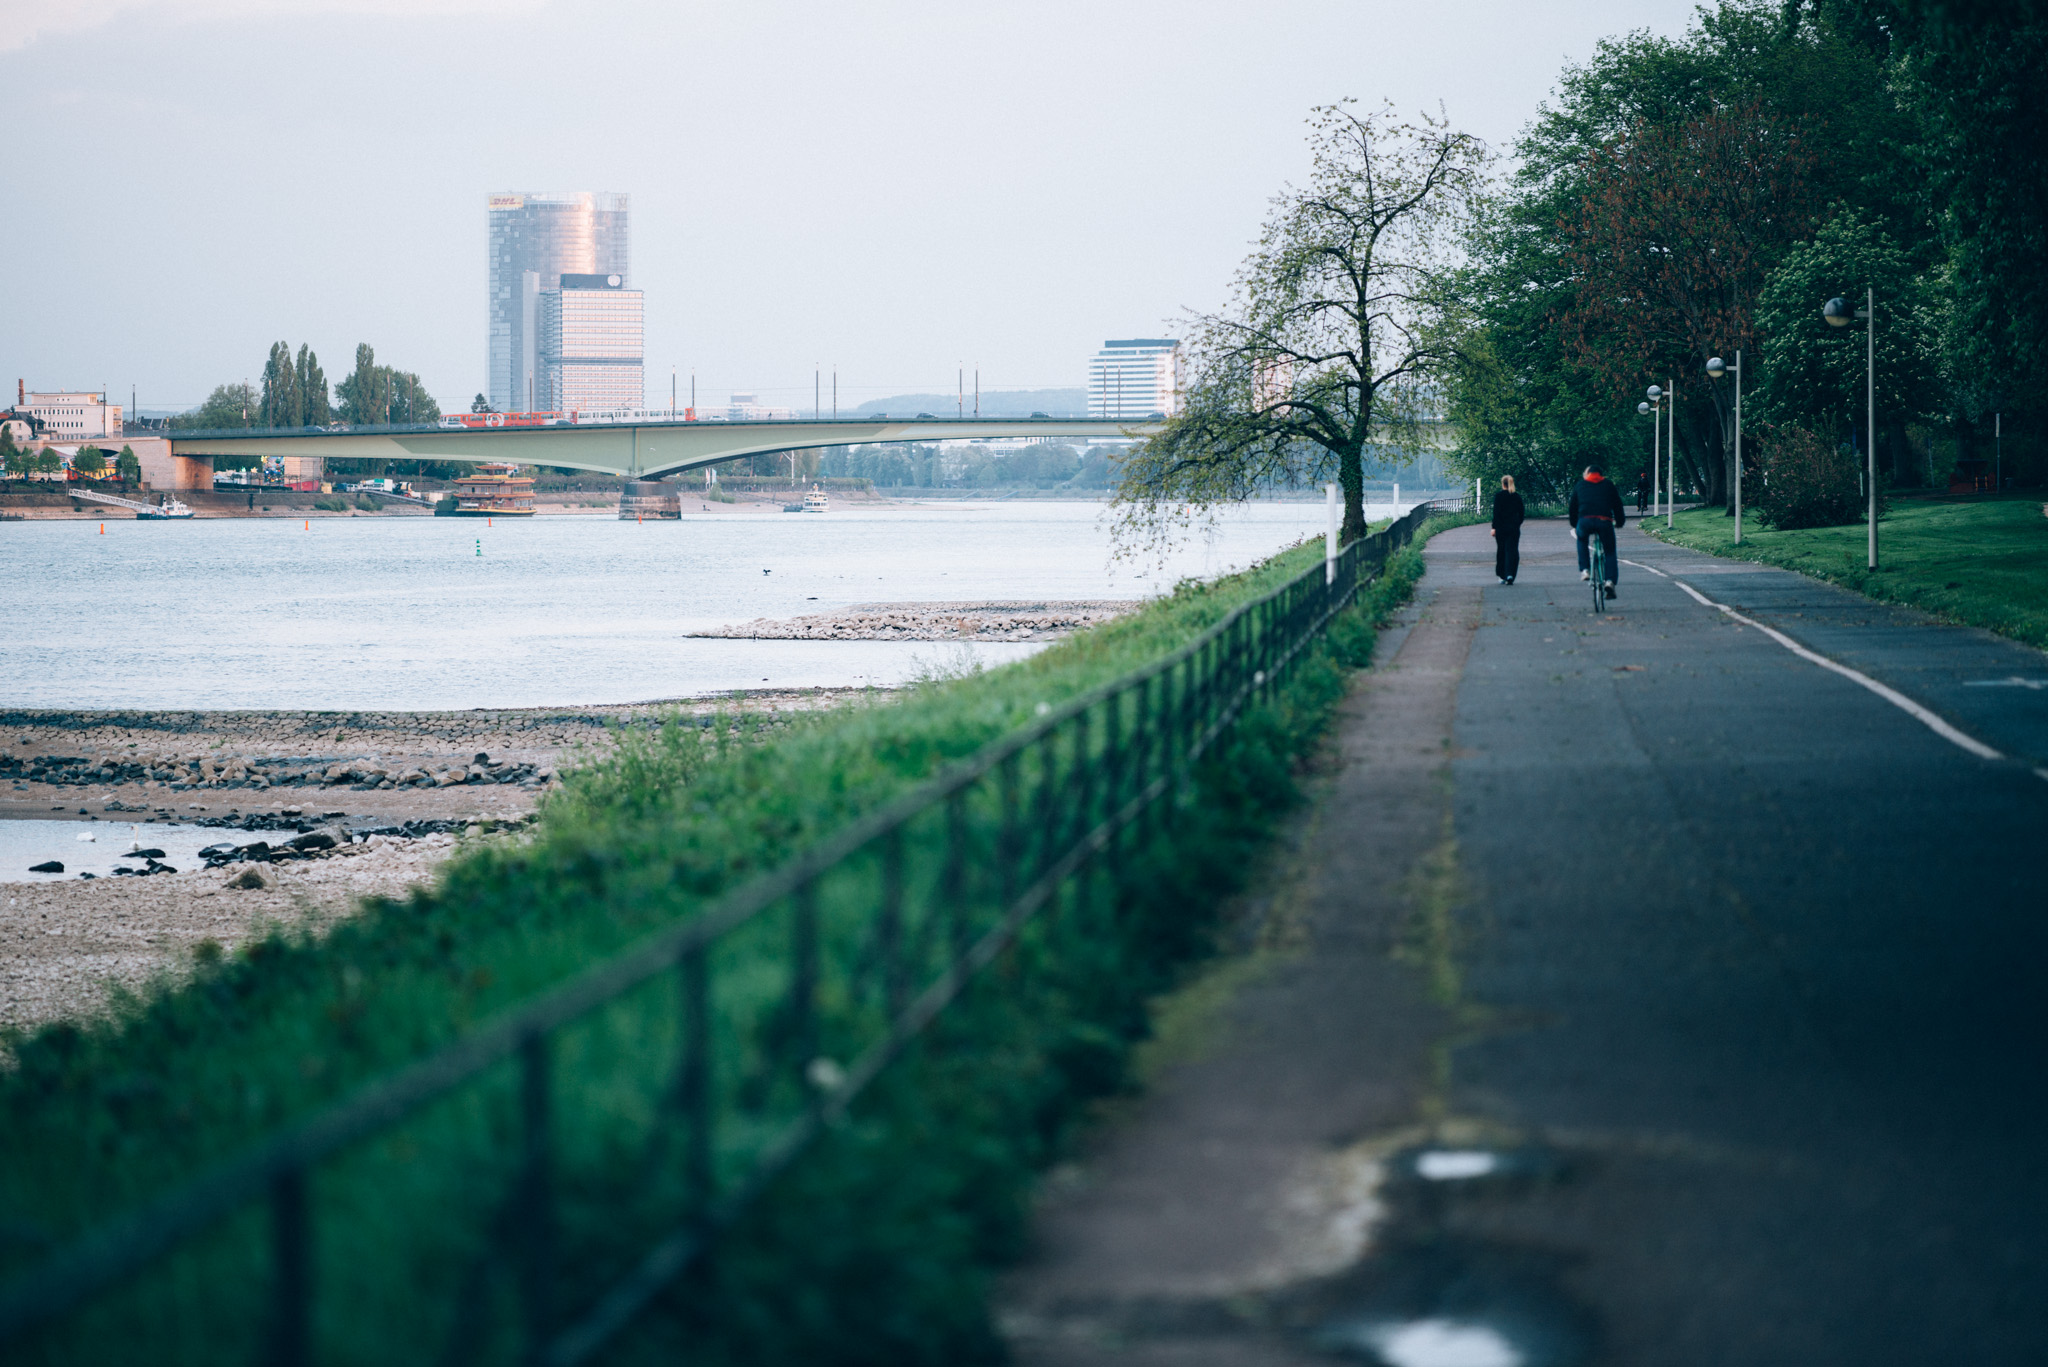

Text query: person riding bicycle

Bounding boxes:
[1568,462,1626,599]
[1634,467,1650,515]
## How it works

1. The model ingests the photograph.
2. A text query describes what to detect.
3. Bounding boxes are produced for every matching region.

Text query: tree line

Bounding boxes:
[1118,0,2046,535]
[171,342,439,432]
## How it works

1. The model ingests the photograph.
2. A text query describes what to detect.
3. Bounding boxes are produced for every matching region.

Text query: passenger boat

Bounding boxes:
[803,486,829,513]
[449,462,536,516]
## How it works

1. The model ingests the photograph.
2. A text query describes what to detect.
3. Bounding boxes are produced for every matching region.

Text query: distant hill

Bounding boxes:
[852,388,1088,418]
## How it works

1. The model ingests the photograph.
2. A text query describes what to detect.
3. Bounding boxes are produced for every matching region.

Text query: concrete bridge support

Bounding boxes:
[618,478,680,519]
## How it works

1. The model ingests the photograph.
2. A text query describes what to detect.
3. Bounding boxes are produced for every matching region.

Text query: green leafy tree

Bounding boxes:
[1554,102,1819,505]
[386,371,440,425]
[1752,207,1943,481]
[73,445,107,478]
[170,383,259,430]
[1116,101,1490,547]
[1818,0,2048,475]
[336,344,390,427]
[296,345,330,426]
[116,445,141,483]
[259,341,300,428]
[471,393,492,414]
[1447,1,1930,504]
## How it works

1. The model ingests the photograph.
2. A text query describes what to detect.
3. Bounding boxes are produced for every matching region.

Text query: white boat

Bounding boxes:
[803,486,829,513]
[134,496,193,520]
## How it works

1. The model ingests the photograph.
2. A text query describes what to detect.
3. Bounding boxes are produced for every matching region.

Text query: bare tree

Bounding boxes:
[1115,101,1490,549]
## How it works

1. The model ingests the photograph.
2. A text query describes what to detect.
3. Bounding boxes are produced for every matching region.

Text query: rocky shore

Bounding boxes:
[0,691,874,1034]
[691,600,1136,642]
[2,825,484,1033]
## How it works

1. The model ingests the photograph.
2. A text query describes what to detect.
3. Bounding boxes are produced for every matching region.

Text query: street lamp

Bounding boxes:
[1824,289,1877,570]
[1640,381,1676,529]
[1706,353,1742,543]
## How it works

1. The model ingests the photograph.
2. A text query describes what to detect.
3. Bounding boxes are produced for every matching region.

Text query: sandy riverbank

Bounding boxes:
[0,690,876,1033]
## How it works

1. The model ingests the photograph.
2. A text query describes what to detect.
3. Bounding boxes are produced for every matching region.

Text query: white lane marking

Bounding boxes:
[1965,677,2048,690]
[1619,558,2006,763]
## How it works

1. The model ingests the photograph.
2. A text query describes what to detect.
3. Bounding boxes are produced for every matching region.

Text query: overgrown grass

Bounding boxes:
[1647,495,2048,648]
[0,530,1439,1365]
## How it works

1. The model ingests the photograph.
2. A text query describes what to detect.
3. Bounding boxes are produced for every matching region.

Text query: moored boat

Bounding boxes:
[449,462,536,516]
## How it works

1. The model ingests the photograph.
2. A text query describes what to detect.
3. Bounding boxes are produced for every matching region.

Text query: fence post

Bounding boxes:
[264,1166,311,1367]
[517,1031,555,1363]
[998,752,1020,910]
[679,942,712,1214]
[791,882,819,1102]
[880,826,907,1019]
[1325,482,1339,586]
[944,791,970,962]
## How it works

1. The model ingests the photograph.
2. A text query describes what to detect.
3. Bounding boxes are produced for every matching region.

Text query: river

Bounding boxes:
[0,498,1428,711]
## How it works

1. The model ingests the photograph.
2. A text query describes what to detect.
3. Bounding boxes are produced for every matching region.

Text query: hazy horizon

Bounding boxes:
[2,0,1694,417]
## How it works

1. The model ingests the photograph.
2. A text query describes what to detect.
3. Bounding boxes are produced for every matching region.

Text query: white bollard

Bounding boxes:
[1326,482,1340,585]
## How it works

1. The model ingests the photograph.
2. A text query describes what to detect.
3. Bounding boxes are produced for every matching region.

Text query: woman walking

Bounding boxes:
[1491,475,1525,585]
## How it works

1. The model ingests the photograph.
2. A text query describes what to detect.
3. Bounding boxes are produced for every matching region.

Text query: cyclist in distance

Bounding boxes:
[1569,462,1627,599]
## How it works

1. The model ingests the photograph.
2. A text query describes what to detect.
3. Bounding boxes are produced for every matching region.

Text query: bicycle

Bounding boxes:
[1586,525,1609,615]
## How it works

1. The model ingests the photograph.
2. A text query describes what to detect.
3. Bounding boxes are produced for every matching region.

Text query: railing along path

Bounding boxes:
[0,506,1434,1365]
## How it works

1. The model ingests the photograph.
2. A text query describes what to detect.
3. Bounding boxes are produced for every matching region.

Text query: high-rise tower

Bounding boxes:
[486,192,630,412]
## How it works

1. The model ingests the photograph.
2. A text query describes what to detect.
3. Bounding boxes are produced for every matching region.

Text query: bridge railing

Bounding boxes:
[0,505,1435,1366]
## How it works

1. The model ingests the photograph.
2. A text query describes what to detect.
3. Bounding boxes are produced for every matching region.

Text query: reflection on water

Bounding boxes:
[0,821,211,883]
[1,501,1374,711]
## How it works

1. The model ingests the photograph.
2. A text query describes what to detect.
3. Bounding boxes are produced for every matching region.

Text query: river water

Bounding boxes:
[1,499,1433,711]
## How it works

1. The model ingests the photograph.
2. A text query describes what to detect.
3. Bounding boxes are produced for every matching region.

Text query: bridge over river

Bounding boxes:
[165,416,1154,481]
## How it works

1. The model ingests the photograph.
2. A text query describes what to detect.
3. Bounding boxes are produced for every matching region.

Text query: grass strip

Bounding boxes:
[1646,497,2048,649]
[1,527,1442,1365]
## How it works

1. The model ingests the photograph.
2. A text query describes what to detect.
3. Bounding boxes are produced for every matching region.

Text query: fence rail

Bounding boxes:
[0,505,1435,1365]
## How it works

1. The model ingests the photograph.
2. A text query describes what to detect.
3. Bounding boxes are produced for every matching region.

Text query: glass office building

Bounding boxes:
[486,192,630,412]
[540,275,645,412]
[1087,338,1182,420]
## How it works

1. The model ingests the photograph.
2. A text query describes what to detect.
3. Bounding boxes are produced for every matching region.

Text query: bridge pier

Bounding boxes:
[618,477,680,520]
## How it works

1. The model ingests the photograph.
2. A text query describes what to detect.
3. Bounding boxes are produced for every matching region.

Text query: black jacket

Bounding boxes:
[1491,490,1525,532]
[1568,474,1627,527]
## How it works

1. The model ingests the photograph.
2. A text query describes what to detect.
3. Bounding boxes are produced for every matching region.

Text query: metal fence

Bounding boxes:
[0,505,1435,1366]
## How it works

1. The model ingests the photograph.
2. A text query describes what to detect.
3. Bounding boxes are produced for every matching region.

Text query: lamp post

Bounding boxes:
[1639,385,1663,524]
[1706,353,1742,543]
[1824,289,1877,569]
[1638,379,1675,527]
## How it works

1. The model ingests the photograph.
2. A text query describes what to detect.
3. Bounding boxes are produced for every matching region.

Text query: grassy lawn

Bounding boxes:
[1647,495,2048,651]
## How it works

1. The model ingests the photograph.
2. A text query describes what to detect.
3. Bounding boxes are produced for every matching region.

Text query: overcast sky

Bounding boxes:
[0,0,1698,414]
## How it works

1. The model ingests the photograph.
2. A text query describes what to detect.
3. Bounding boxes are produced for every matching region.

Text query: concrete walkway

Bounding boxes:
[1001,520,2048,1365]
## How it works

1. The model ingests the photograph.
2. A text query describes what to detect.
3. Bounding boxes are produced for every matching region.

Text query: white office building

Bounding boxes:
[1086,339,1181,420]
[539,273,645,413]
[20,389,123,439]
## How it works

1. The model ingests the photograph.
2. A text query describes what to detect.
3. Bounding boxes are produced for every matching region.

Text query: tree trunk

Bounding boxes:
[1339,440,1366,543]
[1681,412,1724,506]
[1885,419,1915,486]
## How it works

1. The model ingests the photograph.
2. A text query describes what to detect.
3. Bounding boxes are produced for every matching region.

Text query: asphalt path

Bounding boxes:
[1446,517,2048,1363]
[1002,517,2048,1366]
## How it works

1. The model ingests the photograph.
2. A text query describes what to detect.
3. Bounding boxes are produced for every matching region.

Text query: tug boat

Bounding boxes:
[134,496,194,520]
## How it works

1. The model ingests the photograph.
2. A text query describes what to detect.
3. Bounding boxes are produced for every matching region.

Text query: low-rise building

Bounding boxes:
[18,383,123,439]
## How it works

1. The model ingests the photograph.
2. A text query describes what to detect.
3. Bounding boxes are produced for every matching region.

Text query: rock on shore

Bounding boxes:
[692,600,1136,642]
